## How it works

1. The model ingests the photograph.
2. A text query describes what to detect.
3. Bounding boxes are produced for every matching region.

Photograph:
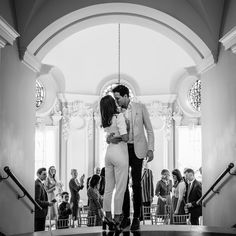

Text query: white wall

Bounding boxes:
[202,48,236,227]
[0,43,36,234]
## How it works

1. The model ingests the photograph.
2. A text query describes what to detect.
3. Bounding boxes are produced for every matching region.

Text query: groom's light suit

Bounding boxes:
[130,102,154,158]
[123,101,154,219]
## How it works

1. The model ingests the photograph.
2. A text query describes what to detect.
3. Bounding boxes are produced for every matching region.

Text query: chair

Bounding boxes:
[151,214,170,225]
[142,204,158,225]
[164,205,172,215]
[78,216,96,227]
[56,218,72,229]
[80,205,89,217]
[172,214,191,225]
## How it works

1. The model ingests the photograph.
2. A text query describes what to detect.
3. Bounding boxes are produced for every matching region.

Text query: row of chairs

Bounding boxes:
[46,205,96,230]
[142,204,191,225]
[56,216,97,229]
[48,204,190,230]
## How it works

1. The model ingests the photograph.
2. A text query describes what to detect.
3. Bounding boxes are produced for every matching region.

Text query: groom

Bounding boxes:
[110,84,154,230]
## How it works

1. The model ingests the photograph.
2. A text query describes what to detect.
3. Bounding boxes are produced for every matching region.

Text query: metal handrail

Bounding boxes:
[3,166,42,211]
[197,163,234,205]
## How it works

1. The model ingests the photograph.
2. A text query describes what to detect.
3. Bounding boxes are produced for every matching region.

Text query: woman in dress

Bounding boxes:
[172,169,186,215]
[100,95,129,230]
[45,166,59,220]
[155,169,172,215]
[87,174,103,226]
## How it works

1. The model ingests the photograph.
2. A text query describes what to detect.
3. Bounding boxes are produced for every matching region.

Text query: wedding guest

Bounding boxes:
[87,174,103,226]
[99,167,105,197]
[87,167,101,189]
[58,192,72,228]
[185,168,202,225]
[69,169,85,221]
[155,169,172,215]
[172,169,186,215]
[45,166,62,220]
[35,168,55,231]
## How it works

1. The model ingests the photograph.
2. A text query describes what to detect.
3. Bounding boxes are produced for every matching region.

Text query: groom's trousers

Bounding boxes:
[122,143,143,218]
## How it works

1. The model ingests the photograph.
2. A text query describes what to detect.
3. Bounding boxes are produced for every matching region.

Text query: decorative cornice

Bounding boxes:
[0,16,19,48]
[21,50,42,72]
[0,36,7,48]
[220,26,236,54]
[197,53,216,74]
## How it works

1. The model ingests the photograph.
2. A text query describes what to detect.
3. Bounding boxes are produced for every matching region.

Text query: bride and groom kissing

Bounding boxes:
[100,84,154,231]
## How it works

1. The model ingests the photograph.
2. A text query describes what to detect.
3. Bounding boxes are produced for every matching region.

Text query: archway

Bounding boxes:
[25,3,214,73]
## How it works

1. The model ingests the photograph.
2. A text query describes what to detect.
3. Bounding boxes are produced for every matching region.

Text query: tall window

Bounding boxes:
[175,125,202,178]
[35,126,57,177]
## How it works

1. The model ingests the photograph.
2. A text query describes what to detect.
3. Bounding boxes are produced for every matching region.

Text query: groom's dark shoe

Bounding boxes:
[130,218,140,231]
[120,217,131,229]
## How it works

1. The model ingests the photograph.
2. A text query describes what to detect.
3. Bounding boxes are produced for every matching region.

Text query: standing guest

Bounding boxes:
[58,192,72,228]
[185,168,202,225]
[87,174,104,226]
[100,95,129,229]
[140,160,154,220]
[155,169,172,215]
[109,84,154,231]
[99,167,105,197]
[172,169,186,215]
[35,168,55,232]
[69,169,85,221]
[45,166,61,220]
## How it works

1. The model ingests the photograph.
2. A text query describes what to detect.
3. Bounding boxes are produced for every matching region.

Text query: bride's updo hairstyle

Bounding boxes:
[100,95,118,128]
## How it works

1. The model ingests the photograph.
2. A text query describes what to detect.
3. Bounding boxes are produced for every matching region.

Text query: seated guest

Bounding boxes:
[155,169,172,215]
[35,168,55,232]
[172,169,186,215]
[58,192,72,228]
[185,168,202,225]
[87,174,103,226]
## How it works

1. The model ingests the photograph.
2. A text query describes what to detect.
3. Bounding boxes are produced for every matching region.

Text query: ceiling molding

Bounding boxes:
[21,49,42,72]
[196,53,216,74]
[0,16,19,48]
[220,26,236,54]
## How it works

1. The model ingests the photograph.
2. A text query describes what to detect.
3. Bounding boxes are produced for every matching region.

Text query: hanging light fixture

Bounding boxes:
[117,23,121,84]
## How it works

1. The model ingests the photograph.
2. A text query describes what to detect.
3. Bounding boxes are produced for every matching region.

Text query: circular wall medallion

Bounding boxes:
[36,80,45,109]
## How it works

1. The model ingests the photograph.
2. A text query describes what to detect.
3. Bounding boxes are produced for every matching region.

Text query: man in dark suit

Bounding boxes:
[185,168,202,225]
[35,167,54,231]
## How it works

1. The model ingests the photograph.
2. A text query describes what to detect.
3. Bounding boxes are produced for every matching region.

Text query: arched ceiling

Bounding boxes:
[12,0,225,64]
[42,23,195,96]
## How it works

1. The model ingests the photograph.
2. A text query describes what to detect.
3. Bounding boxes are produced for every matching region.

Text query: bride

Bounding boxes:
[100,95,129,230]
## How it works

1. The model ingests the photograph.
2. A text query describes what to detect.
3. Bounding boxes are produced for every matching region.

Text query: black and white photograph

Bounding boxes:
[0,1,236,236]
